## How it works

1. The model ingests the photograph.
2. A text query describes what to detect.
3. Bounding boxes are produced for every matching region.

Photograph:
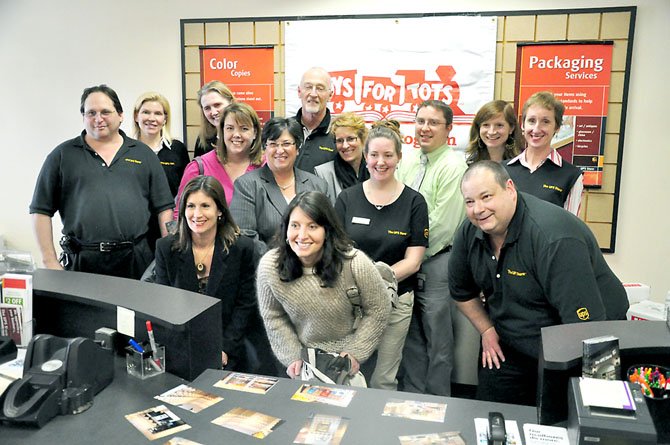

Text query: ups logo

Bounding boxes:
[576,307,590,320]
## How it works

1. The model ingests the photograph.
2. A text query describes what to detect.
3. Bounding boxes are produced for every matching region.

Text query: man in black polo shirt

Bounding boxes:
[293,67,336,173]
[448,160,627,406]
[30,85,174,279]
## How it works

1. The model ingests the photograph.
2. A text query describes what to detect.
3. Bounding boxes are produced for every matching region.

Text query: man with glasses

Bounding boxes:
[396,100,468,396]
[30,84,174,279]
[294,67,337,173]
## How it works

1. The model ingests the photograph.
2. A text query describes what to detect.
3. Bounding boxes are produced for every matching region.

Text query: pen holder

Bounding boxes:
[125,344,165,379]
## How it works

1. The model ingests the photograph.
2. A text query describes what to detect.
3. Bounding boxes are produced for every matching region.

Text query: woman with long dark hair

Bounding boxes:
[154,175,257,370]
[256,191,390,380]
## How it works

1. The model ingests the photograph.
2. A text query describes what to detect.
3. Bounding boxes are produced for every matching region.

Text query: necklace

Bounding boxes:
[193,244,214,274]
[277,179,294,191]
[374,204,384,210]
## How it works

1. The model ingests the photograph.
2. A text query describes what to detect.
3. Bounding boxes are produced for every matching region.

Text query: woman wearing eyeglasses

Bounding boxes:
[230,117,331,257]
[314,112,369,199]
[175,103,263,220]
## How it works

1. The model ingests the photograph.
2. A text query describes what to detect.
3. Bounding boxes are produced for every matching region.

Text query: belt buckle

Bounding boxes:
[99,242,114,252]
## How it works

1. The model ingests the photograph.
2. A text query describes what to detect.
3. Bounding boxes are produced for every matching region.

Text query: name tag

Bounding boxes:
[351,217,370,225]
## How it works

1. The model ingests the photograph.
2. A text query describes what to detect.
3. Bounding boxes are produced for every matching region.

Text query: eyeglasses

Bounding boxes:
[266,141,296,149]
[415,118,446,127]
[83,110,116,119]
[335,136,358,145]
[301,83,329,94]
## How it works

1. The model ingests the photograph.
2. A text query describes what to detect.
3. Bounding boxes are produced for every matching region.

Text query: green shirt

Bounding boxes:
[396,144,467,258]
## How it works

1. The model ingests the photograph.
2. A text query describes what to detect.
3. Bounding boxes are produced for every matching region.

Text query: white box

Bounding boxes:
[627,300,666,321]
[622,283,651,304]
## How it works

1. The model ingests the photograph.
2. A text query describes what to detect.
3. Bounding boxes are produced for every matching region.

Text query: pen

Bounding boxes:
[146,320,163,367]
[129,338,162,372]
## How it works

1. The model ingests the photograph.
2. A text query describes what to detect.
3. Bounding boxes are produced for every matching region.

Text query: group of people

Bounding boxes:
[28,66,628,406]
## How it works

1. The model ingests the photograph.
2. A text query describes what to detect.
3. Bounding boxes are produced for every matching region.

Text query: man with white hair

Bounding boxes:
[294,67,337,173]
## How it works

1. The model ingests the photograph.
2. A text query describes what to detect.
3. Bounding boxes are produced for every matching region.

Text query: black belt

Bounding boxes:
[78,241,135,252]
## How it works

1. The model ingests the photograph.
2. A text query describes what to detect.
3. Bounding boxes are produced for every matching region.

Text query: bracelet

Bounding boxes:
[481,326,494,335]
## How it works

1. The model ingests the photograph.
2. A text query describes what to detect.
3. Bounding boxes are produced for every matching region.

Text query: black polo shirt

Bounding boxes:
[449,192,628,358]
[30,130,174,243]
[294,108,337,174]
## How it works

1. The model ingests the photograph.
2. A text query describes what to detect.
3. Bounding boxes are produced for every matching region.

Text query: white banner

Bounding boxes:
[284,16,497,151]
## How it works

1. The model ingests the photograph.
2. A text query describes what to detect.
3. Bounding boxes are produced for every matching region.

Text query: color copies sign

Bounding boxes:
[515,42,614,187]
[201,46,275,123]
[284,17,497,151]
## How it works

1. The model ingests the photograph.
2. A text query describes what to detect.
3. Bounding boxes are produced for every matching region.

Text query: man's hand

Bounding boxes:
[481,326,505,369]
[340,352,360,375]
[287,359,303,379]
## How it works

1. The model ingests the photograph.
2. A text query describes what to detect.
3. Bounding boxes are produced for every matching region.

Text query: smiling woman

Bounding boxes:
[229,117,331,258]
[256,191,390,382]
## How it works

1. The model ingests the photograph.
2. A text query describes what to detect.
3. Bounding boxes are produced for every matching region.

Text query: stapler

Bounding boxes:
[0,334,114,427]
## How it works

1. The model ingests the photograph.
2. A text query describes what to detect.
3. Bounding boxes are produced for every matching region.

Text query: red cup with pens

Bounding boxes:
[125,321,165,379]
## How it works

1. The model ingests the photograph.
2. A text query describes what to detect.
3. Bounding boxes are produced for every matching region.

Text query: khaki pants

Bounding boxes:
[369,290,414,390]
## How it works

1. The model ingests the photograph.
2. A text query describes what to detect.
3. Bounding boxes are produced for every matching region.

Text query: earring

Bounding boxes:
[218,215,222,220]
[285,238,289,245]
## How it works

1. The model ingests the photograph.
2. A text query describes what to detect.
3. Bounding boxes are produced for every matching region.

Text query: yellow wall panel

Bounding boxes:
[504,15,536,41]
[230,22,254,45]
[603,134,619,163]
[186,99,201,126]
[494,73,502,100]
[255,21,280,44]
[502,42,518,72]
[496,16,504,41]
[601,12,630,39]
[184,23,205,46]
[611,40,627,71]
[205,22,229,45]
[586,193,614,223]
[600,164,617,194]
[495,42,503,72]
[186,126,200,152]
[605,103,621,133]
[500,72,516,102]
[536,14,568,41]
[184,47,201,73]
[587,222,612,249]
[568,13,600,40]
[609,72,624,102]
[185,74,201,100]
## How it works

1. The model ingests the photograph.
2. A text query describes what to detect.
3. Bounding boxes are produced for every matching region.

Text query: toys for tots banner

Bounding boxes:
[284,16,497,151]
[515,42,614,187]
[201,46,274,124]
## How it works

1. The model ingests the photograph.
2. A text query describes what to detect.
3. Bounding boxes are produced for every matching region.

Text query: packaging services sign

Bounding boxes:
[284,16,497,151]
[515,42,614,187]
[200,46,275,124]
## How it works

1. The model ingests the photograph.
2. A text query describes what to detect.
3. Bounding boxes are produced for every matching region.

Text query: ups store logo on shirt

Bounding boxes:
[319,146,334,152]
[506,269,527,277]
[542,183,564,193]
[576,307,590,320]
[124,158,142,165]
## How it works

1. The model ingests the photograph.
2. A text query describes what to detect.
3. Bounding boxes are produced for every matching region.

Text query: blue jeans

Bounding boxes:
[400,251,454,396]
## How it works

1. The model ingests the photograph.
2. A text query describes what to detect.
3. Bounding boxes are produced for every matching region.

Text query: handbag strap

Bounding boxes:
[195,156,204,175]
[342,251,363,329]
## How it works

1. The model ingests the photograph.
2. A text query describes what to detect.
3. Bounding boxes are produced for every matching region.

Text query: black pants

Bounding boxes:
[476,344,538,406]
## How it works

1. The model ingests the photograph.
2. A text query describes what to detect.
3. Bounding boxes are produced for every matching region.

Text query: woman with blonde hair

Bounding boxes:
[314,112,369,198]
[194,80,235,157]
[465,100,522,165]
[175,102,263,215]
[335,120,429,390]
[133,92,190,197]
[506,91,583,215]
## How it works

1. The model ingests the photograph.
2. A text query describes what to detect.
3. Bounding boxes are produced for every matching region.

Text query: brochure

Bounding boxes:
[398,431,466,445]
[155,384,223,413]
[293,413,349,444]
[213,372,279,394]
[381,398,447,423]
[212,407,283,439]
[125,405,191,441]
[291,384,356,408]
[163,438,203,445]
[523,423,570,445]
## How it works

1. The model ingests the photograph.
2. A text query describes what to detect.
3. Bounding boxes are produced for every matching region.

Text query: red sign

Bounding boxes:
[200,47,274,123]
[515,42,613,187]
